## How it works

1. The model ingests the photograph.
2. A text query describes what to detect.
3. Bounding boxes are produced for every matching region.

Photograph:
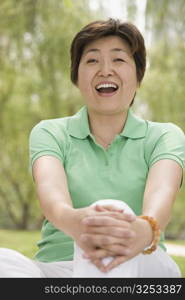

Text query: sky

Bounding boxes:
[89,0,147,32]
[89,0,149,46]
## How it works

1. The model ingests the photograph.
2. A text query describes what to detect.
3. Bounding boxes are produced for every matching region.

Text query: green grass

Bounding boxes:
[0,230,185,277]
[172,256,185,278]
[0,229,41,259]
[166,239,185,246]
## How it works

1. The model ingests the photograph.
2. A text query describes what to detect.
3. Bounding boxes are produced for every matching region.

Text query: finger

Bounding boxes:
[85,248,114,260]
[107,211,136,222]
[100,211,136,222]
[95,204,124,213]
[101,243,131,256]
[82,215,132,227]
[86,242,130,257]
[122,212,136,222]
[84,225,136,241]
[91,258,107,272]
[94,205,136,222]
[104,256,128,272]
[80,233,129,248]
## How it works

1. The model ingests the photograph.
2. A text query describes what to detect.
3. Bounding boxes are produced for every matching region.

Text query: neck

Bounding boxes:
[87,108,128,146]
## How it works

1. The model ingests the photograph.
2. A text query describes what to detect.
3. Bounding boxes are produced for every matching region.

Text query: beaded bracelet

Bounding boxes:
[138,215,161,255]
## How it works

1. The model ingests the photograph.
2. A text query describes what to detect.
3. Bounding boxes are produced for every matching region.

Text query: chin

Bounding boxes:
[93,106,126,116]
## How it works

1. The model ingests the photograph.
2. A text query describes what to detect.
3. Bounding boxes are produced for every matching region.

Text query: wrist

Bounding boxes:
[62,206,89,239]
[60,205,77,237]
[50,203,76,237]
[141,218,153,247]
[134,217,153,248]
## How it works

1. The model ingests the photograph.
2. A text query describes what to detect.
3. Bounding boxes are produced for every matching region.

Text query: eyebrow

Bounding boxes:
[84,48,129,55]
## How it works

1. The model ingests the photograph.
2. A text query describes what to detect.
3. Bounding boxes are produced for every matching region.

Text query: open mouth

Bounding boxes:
[95,82,119,96]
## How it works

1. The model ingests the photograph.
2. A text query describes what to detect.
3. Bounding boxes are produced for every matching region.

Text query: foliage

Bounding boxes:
[0,0,102,229]
[137,0,185,238]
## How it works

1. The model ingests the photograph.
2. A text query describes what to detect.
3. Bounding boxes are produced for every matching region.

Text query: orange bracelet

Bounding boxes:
[138,215,161,255]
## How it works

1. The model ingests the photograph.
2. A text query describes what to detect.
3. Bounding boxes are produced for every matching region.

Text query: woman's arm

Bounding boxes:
[32,155,132,254]
[33,155,74,235]
[142,159,182,230]
[85,159,182,271]
[33,155,101,254]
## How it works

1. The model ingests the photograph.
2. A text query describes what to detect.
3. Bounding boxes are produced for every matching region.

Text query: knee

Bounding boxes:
[0,248,16,258]
[0,248,20,276]
[0,248,29,267]
[0,248,42,278]
[0,248,22,258]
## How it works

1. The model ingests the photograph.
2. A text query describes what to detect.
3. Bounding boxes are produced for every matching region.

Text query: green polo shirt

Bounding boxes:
[29,106,185,262]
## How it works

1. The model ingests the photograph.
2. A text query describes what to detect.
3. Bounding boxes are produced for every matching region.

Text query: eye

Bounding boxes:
[86,59,98,64]
[113,58,125,62]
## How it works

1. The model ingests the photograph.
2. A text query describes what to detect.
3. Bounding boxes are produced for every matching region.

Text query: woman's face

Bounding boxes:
[77,35,138,115]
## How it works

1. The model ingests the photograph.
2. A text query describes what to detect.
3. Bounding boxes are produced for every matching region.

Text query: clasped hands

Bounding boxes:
[75,204,148,273]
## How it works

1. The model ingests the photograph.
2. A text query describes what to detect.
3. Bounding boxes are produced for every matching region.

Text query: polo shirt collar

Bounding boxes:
[120,108,147,139]
[68,106,90,139]
[68,106,147,139]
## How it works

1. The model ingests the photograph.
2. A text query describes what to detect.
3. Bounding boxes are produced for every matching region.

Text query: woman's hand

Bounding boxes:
[80,208,153,272]
[103,217,153,272]
[81,212,136,254]
[69,204,135,258]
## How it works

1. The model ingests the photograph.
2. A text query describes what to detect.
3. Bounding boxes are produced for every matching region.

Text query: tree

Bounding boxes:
[139,0,185,238]
[0,0,102,229]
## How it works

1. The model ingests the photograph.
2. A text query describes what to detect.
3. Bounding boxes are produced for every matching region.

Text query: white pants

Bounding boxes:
[0,200,181,278]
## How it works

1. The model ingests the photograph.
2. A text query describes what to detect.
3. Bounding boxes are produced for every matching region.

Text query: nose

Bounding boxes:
[98,60,114,77]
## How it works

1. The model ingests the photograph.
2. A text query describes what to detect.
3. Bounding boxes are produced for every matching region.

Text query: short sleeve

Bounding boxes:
[148,123,185,169]
[29,120,65,169]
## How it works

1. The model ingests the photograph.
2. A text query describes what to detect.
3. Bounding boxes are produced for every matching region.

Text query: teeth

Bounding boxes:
[96,83,118,90]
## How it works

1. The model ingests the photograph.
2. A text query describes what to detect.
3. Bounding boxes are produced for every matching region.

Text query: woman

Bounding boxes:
[0,18,184,278]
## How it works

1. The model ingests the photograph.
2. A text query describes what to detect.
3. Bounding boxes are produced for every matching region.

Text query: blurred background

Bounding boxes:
[0,0,185,268]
